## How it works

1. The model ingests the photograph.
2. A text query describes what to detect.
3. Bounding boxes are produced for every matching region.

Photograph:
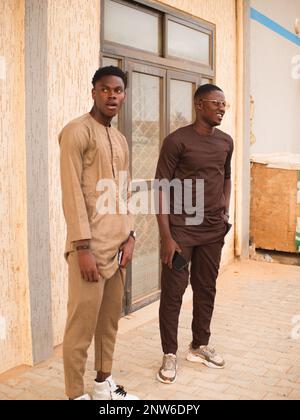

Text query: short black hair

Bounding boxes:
[194,83,223,100]
[92,66,127,89]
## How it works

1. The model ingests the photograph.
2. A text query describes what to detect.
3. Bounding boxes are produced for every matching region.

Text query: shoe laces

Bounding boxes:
[162,354,176,370]
[200,345,216,356]
[114,385,127,398]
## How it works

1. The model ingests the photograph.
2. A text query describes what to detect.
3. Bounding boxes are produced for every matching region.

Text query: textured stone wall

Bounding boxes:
[47,0,101,346]
[0,0,32,373]
[0,0,101,373]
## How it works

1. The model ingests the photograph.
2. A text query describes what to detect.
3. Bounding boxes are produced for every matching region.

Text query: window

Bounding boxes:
[167,19,210,65]
[101,0,215,313]
[170,79,194,133]
[104,0,161,54]
[201,77,213,85]
[102,0,215,76]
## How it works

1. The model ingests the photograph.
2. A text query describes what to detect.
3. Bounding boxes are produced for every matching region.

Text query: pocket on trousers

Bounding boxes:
[119,268,126,287]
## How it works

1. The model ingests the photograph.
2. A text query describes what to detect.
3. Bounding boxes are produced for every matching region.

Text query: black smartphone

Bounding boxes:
[172,251,188,271]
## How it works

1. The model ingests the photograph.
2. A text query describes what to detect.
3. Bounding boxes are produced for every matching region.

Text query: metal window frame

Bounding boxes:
[101,0,215,76]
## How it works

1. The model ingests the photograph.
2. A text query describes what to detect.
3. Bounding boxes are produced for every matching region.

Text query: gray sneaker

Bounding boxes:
[186,344,225,369]
[157,353,177,384]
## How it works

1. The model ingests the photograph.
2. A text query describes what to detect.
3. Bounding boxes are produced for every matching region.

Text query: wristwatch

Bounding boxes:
[129,230,136,240]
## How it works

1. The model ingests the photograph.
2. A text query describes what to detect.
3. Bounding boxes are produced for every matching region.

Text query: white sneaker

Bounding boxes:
[73,393,91,400]
[92,376,139,400]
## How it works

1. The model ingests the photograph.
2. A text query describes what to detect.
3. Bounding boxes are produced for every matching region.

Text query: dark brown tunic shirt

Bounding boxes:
[155,124,234,246]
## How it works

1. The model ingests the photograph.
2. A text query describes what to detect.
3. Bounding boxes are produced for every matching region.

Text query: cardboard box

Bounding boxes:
[250,161,300,253]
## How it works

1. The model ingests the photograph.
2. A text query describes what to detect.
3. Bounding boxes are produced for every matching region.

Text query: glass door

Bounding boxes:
[125,62,166,312]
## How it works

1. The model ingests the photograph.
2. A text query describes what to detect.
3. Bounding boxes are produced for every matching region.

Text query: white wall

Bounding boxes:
[250,0,300,154]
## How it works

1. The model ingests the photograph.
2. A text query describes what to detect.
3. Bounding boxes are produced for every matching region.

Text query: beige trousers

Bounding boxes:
[63,251,125,399]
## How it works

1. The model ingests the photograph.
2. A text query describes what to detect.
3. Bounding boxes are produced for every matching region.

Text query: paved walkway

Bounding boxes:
[0,260,300,400]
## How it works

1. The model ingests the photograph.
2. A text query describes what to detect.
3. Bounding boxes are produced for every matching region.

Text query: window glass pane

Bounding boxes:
[131,198,160,303]
[104,0,160,54]
[168,20,210,65]
[131,71,160,302]
[132,73,160,180]
[102,57,119,67]
[170,79,193,132]
[201,77,212,85]
[102,57,119,129]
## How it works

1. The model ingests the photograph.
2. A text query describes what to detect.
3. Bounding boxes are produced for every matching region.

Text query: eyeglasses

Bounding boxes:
[199,99,230,110]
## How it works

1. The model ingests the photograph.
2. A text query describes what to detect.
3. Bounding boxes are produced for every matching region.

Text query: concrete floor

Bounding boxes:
[0,260,300,400]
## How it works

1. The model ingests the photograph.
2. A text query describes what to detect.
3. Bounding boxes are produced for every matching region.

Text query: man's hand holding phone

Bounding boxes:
[172,251,188,271]
[160,236,182,269]
[118,235,135,268]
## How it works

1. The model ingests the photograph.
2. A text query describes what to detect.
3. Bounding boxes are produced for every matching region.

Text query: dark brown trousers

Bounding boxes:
[159,239,224,354]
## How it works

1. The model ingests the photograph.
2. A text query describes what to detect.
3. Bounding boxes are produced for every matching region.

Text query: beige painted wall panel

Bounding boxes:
[159,0,237,264]
[0,0,32,373]
[235,0,250,257]
[250,0,300,154]
[47,0,101,345]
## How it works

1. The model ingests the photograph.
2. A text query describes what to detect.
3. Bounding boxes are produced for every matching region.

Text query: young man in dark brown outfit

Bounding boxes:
[155,84,233,384]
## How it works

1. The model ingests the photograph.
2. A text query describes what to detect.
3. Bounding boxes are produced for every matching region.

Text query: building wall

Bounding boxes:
[0,0,239,373]
[0,0,32,373]
[47,0,101,346]
[158,0,237,264]
[250,0,300,154]
[0,0,101,373]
